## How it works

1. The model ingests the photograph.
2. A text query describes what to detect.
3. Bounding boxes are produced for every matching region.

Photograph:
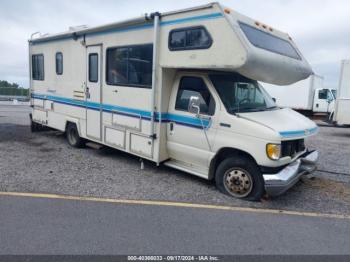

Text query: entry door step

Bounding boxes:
[86,142,104,150]
[163,159,208,179]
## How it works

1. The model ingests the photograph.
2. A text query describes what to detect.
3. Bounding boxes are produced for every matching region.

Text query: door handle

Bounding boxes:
[86,87,90,99]
[169,122,175,135]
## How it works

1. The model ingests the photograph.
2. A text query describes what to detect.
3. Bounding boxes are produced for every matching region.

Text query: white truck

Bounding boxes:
[332,60,350,125]
[29,2,318,200]
[262,74,337,116]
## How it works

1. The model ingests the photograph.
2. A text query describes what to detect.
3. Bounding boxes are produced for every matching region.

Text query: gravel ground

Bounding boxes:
[1,105,350,215]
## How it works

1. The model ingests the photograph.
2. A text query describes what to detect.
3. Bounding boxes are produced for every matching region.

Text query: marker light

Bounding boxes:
[266,144,281,160]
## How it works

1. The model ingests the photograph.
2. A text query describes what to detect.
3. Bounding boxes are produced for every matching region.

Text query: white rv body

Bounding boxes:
[262,75,336,114]
[334,60,350,125]
[29,2,318,199]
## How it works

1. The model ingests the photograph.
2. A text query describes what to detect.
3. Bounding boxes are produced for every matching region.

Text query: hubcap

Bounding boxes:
[223,168,253,198]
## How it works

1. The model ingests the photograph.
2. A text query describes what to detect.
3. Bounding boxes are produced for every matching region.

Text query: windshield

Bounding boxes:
[210,73,277,114]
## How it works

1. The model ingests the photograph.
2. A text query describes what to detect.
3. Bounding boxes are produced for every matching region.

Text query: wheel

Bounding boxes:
[30,117,39,132]
[328,112,334,123]
[30,120,37,132]
[215,156,264,201]
[66,123,85,148]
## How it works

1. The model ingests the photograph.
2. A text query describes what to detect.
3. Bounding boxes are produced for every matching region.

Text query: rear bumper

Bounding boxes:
[263,150,318,196]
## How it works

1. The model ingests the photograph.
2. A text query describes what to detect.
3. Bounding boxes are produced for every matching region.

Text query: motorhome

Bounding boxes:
[29,2,318,200]
[263,75,337,116]
[332,60,350,125]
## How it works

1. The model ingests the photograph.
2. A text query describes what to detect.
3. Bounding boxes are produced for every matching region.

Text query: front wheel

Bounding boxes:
[215,156,265,201]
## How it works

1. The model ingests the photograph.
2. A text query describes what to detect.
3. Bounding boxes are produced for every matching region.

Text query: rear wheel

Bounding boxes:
[30,120,39,132]
[66,123,85,148]
[215,156,264,201]
[30,114,40,132]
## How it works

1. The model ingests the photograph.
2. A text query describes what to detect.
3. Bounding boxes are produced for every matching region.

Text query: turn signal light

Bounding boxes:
[266,144,281,160]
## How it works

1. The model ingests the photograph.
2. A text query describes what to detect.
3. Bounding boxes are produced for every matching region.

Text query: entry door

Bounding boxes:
[167,75,217,168]
[86,45,102,140]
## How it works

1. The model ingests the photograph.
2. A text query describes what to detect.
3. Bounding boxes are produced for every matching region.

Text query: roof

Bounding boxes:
[29,2,220,44]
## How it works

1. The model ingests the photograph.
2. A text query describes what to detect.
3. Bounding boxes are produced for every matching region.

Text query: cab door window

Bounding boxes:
[318,89,328,100]
[175,76,215,115]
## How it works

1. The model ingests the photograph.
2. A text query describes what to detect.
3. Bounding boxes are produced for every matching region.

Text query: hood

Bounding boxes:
[238,108,318,140]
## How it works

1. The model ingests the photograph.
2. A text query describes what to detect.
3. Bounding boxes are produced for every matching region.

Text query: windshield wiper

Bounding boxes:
[231,107,266,113]
[244,107,267,111]
[266,106,278,110]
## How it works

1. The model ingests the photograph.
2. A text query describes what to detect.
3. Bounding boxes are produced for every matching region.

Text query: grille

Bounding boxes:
[281,139,305,158]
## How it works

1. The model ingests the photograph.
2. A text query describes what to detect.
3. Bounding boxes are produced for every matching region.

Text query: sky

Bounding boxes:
[1,0,350,88]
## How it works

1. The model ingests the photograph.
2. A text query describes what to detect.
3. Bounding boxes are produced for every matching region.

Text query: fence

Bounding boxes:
[0,87,29,97]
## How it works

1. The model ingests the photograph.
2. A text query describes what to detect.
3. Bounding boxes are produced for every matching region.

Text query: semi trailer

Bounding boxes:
[332,60,350,125]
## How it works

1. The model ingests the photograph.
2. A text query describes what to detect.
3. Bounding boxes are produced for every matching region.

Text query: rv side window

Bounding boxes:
[32,54,44,81]
[106,44,153,88]
[169,26,212,51]
[239,22,301,60]
[175,77,215,116]
[89,53,99,83]
[56,52,63,75]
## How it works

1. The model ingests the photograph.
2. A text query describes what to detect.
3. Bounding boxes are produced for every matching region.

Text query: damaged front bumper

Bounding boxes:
[263,150,319,196]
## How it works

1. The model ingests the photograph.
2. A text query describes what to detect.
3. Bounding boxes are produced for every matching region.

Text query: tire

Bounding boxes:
[66,123,85,148]
[328,112,334,123]
[215,156,264,201]
[30,117,40,133]
[30,120,38,132]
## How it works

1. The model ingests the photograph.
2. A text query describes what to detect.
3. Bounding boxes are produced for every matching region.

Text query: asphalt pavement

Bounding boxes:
[0,194,349,255]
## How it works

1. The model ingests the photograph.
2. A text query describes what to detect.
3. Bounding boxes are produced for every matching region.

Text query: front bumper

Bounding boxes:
[263,150,318,196]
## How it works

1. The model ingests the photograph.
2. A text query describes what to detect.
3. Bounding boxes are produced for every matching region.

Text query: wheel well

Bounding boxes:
[65,121,75,131]
[65,121,80,135]
[208,148,258,180]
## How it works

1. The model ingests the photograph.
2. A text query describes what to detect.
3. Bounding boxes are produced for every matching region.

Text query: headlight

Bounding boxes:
[266,143,281,160]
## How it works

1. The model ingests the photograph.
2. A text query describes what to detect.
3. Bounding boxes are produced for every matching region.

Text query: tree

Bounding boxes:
[0,80,28,96]
[0,80,20,88]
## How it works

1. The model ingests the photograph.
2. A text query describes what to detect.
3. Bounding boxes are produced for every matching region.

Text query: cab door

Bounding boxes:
[313,89,333,113]
[167,75,218,169]
[85,45,102,140]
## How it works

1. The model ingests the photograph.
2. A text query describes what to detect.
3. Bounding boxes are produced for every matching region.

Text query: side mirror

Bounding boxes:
[272,97,276,103]
[188,96,201,116]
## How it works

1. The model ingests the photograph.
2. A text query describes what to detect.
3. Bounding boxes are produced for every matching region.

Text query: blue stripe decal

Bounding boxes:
[279,127,318,138]
[32,93,210,129]
[160,13,224,26]
[165,113,210,128]
[33,93,317,135]
[31,13,224,44]
[32,93,152,119]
